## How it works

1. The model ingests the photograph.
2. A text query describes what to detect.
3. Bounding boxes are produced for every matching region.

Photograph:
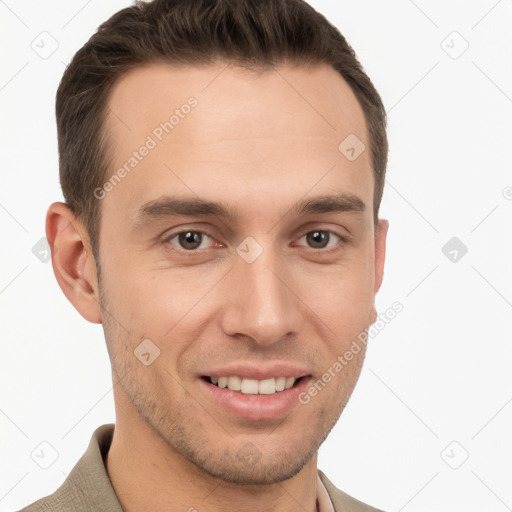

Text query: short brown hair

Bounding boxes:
[56,0,387,258]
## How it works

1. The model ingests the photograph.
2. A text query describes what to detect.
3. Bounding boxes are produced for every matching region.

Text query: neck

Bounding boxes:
[105,392,320,512]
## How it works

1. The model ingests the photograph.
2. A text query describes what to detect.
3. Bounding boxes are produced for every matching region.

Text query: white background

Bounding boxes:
[1,1,511,511]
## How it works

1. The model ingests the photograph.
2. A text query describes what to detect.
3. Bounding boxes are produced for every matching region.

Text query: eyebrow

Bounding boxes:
[132,193,366,227]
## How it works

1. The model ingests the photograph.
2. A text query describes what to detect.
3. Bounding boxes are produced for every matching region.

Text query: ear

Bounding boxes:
[46,202,102,324]
[369,218,389,324]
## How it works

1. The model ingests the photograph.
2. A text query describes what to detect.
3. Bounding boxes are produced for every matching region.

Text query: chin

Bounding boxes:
[151,412,322,486]
[193,445,317,486]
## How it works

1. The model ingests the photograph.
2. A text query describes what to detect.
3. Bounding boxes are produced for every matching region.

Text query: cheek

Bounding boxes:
[134,268,226,334]
[296,258,375,334]
[101,265,224,371]
[100,258,191,323]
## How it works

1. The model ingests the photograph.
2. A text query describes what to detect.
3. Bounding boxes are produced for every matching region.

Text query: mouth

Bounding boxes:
[199,373,311,420]
[201,375,306,395]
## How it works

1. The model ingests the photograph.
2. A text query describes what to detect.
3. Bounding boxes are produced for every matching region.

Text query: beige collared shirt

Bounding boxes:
[21,424,384,512]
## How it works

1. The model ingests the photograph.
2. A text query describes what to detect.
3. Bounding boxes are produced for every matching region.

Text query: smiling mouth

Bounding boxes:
[202,375,306,395]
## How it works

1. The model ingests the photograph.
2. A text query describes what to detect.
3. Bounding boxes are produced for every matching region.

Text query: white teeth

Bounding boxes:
[241,378,259,394]
[285,377,295,390]
[275,376,286,391]
[259,378,276,395]
[227,376,242,391]
[209,376,298,394]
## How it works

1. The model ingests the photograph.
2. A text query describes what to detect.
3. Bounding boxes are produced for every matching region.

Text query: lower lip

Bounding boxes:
[199,376,312,421]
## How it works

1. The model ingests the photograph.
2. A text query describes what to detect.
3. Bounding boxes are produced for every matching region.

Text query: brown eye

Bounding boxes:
[166,231,214,251]
[178,231,203,250]
[306,231,329,248]
[299,230,341,250]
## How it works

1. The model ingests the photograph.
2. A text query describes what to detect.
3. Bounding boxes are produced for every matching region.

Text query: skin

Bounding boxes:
[47,61,388,512]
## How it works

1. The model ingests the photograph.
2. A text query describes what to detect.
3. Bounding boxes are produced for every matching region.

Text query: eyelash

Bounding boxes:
[163,229,347,255]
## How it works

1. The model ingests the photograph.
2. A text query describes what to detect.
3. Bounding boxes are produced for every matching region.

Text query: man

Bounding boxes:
[21,0,388,510]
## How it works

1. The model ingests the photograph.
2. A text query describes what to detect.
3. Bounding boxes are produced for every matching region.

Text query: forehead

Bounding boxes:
[106,61,368,145]
[102,61,372,223]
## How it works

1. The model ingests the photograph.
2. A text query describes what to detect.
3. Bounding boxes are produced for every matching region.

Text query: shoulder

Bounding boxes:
[318,469,386,512]
[19,424,122,512]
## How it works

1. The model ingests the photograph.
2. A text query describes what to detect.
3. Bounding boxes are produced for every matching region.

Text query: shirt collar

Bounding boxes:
[317,473,336,512]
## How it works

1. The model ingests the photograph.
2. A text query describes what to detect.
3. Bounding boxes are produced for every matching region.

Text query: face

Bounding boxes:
[95,61,386,484]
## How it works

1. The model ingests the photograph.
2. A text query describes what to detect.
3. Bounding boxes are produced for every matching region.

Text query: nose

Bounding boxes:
[219,245,303,347]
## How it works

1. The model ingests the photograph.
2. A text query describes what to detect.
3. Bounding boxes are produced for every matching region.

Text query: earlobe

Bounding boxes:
[368,219,388,327]
[46,202,102,324]
[374,219,389,295]
[369,304,377,325]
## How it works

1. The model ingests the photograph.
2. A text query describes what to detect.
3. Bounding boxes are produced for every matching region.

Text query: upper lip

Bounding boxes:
[201,363,311,380]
